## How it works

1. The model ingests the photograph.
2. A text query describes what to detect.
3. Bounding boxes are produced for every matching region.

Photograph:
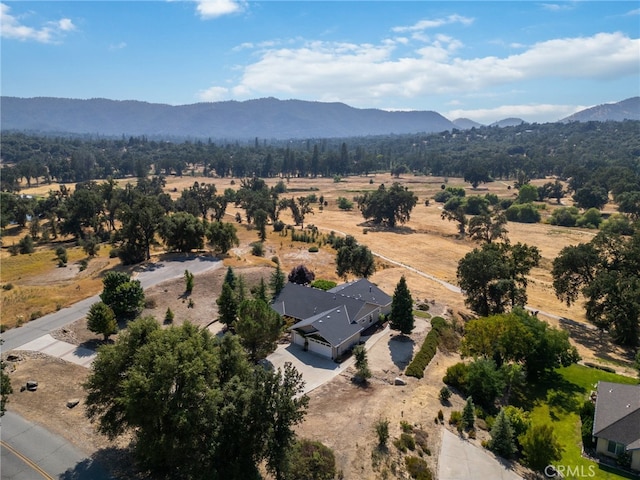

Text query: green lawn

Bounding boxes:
[526,364,638,480]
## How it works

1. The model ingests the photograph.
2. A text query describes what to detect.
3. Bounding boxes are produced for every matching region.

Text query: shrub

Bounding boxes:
[55,246,68,266]
[164,308,175,324]
[443,362,469,393]
[394,433,415,452]
[337,196,353,210]
[289,439,336,480]
[18,235,35,254]
[505,203,541,223]
[405,317,448,379]
[437,410,444,422]
[400,420,413,433]
[308,245,319,252]
[145,298,157,309]
[271,255,279,264]
[2,283,14,291]
[310,279,337,291]
[405,456,433,480]
[449,411,462,426]
[109,248,120,258]
[250,242,264,256]
[273,220,285,232]
[375,418,390,446]
[439,386,451,403]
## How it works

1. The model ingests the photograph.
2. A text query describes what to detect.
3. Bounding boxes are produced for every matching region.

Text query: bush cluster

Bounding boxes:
[405,317,448,378]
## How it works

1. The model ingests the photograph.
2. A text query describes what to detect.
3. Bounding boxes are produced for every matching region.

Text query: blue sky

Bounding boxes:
[1,1,638,124]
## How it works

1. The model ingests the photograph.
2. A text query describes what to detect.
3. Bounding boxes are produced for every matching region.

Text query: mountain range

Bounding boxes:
[1,96,637,140]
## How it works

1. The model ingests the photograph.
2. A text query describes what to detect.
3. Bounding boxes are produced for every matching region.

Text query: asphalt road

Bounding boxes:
[1,411,111,480]
[1,255,221,352]
[0,255,222,479]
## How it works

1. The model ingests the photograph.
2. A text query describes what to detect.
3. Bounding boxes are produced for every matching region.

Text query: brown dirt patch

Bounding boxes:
[7,173,637,479]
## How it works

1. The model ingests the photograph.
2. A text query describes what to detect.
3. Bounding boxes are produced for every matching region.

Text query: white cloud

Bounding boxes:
[197,85,230,101]
[196,0,245,19]
[540,3,575,12]
[446,103,587,124]
[0,3,76,43]
[109,41,127,51]
[392,14,474,33]
[625,8,640,16]
[207,31,638,109]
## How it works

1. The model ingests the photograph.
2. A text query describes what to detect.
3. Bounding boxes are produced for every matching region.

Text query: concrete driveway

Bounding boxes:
[438,428,522,480]
[267,324,390,395]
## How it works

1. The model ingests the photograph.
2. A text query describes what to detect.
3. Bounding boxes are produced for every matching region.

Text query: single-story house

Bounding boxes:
[592,381,640,472]
[271,279,392,360]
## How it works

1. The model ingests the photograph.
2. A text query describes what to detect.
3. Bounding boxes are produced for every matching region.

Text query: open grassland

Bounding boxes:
[8,172,634,371]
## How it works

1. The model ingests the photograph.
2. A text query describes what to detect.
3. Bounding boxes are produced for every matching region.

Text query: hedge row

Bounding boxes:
[405,317,448,379]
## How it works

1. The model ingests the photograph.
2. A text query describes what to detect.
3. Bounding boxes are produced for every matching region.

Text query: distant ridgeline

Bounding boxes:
[1,118,639,189]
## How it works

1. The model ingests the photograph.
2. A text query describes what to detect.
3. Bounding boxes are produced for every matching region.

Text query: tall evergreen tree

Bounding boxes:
[390,276,414,335]
[488,408,516,459]
[224,266,236,289]
[217,282,238,328]
[462,396,475,431]
[270,264,286,297]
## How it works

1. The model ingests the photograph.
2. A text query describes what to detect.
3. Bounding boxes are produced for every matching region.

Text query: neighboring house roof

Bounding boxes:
[593,381,640,451]
[290,305,362,348]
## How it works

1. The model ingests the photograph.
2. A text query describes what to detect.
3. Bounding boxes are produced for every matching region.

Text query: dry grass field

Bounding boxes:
[2,172,636,479]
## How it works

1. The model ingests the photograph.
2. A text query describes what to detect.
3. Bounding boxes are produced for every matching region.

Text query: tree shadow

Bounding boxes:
[60,447,141,480]
[388,335,415,370]
[511,370,585,412]
[558,317,635,365]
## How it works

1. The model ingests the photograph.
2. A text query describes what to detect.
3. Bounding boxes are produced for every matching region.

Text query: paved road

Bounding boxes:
[1,411,111,480]
[0,256,222,480]
[438,428,522,480]
[1,255,221,352]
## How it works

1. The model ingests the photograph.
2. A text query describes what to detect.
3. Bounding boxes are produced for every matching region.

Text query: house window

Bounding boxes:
[607,440,625,456]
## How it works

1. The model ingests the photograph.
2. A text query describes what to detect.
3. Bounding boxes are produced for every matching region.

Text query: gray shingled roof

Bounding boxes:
[272,282,376,323]
[328,278,392,307]
[289,305,362,347]
[593,381,640,450]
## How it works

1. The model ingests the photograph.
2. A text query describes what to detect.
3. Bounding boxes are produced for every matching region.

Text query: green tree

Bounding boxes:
[217,282,238,328]
[335,237,376,279]
[117,192,166,263]
[488,408,516,459]
[224,266,236,289]
[464,164,492,189]
[1,340,12,416]
[461,310,579,378]
[457,243,540,317]
[519,424,564,473]
[287,439,336,480]
[255,277,269,303]
[234,299,283,363]
[573,183,608,210]
[271,264,286,297]
[441,204,467,238]
[462,396,475,431]
[468,211,508,244]
[99,271,145,320]
[86,302,118,341]
[466,358,505,410]
[357,183,418,228]
[206,221,239,255]
[353,345,371,383]
[553,232,640,346]
[84,319,308,480]
[160,212,205,253]
[184,270,194,293]
[516,184,538,204]
[390,276,414,335]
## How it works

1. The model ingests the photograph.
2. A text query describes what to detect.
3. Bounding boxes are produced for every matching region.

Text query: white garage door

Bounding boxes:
[291,330,306,347]
[307,338,332,358]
